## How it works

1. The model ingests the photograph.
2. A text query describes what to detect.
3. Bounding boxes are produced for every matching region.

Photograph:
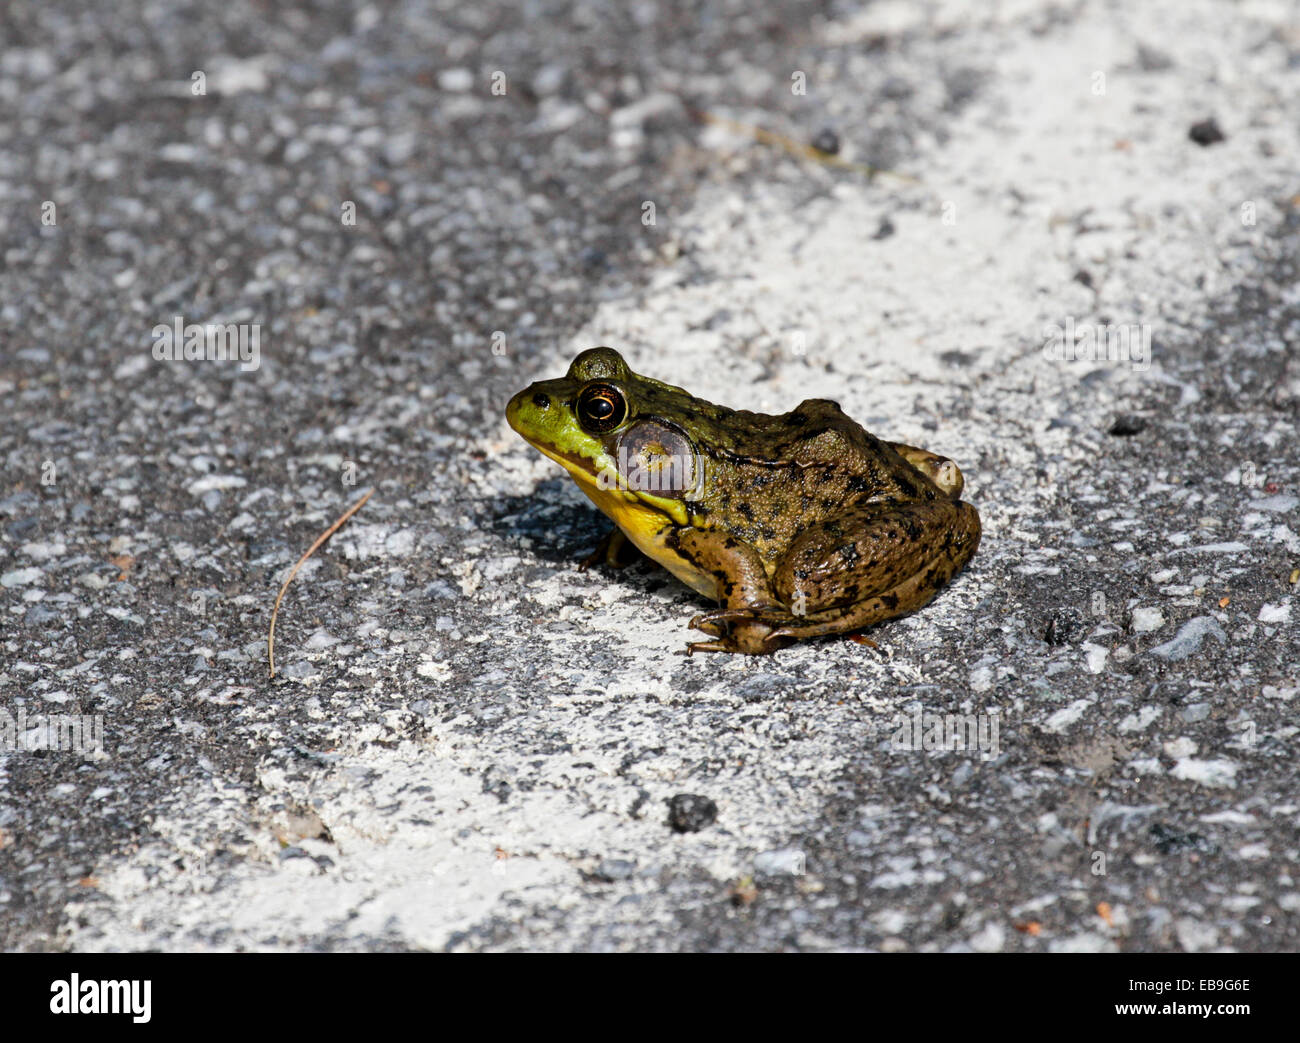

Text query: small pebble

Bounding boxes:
[594,858,636,882]
[1129,606,1165,633]
[1108,414,1146,436]
[754,848,806,876]
[667,794,717,833]
[811,128,840,155]
[1188,118,1225,146]
[1149,616,1226,660]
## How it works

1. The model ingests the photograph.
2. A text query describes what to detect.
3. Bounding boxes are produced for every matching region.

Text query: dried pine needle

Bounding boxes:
[267,487,373,678]
[691,108,920,184]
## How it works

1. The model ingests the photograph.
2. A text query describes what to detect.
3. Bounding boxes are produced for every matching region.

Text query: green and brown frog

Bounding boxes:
[506,347,981,655]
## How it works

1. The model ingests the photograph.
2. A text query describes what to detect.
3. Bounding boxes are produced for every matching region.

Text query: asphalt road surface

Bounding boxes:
[2,0,1298,951]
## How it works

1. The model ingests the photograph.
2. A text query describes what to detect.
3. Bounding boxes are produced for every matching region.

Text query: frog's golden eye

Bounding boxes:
[576,382,627,433]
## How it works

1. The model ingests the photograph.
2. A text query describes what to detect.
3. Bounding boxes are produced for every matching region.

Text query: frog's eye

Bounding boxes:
[576,382,627,433]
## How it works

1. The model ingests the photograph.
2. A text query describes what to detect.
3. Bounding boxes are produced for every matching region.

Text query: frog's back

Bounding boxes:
[685,398,938,561]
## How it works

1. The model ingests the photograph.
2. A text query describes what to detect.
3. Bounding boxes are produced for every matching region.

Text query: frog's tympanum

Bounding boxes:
[506,347,981,655]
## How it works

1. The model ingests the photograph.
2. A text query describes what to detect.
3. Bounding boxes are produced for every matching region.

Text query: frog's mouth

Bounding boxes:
[524,438,606,490]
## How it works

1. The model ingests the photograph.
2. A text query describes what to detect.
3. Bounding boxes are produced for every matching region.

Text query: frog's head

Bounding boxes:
[506,347,703,515]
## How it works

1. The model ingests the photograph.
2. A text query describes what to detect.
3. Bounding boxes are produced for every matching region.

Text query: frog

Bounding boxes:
[505,347,981,655]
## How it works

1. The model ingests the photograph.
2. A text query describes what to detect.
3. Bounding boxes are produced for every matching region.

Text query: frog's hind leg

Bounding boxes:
[767,497,981,643]
[888,442,965,500]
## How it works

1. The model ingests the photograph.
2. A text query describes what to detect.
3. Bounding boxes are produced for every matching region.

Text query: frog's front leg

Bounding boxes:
[578,526,641,570]
[663,529,792,655]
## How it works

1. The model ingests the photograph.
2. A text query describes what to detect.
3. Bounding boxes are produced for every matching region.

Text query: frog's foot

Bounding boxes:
[888,442,965,499]
[577,527,640,571]
[685,623,794,656]
[687,606,800,654]
[667,528,793,653]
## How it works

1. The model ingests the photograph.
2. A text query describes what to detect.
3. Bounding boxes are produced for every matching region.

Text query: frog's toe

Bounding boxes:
[694,604,799,629]
[689,613,728,637]
[685,631,787,656]
[691,607,760,632]
[684,638,734,654]
[767,624,818,643]
[685,613,794,654]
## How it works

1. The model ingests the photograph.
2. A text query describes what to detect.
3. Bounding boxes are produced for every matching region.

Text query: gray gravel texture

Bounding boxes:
[1,0,1298,951]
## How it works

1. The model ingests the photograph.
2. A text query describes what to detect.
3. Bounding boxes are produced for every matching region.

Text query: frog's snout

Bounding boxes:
[506,381,562,440]
[505,386,535,433]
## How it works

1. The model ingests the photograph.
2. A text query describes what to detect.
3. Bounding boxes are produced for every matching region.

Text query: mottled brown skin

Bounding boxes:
[506,347,981,654]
